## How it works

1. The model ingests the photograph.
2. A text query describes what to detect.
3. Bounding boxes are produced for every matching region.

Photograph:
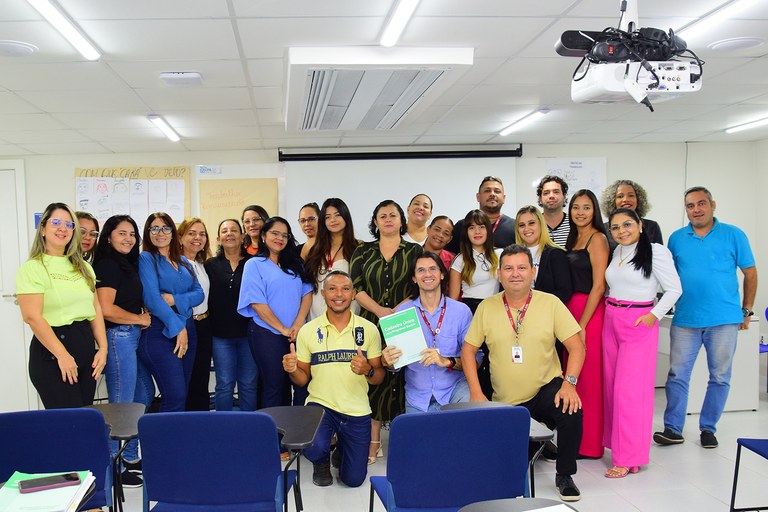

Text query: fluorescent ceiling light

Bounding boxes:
[147,115,181,142]
[26,0,101,60]
[725,116,768,134]
[380,0,420,47]
[677,0,761,40]
[499,110,549,136]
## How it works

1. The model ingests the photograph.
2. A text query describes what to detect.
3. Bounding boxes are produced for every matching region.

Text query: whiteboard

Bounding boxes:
[284,157,517,242]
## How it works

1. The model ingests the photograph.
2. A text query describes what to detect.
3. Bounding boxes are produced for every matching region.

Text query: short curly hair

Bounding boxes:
[600,179,652,218]
[536,175,569,207]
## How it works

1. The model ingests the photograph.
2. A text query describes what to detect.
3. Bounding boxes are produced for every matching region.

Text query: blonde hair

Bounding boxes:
[31,203,95,291]
[178,217,213,263]
[514,206,561,254]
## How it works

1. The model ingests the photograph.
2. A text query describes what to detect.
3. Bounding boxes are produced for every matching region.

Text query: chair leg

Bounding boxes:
[369,484,375,512]
[729,443,742,512]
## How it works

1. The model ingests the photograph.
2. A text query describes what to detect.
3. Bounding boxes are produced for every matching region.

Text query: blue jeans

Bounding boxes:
[212,336,258,411]
[404,379,471,413]
[138,317,197,412]
[302,403,371,488]
[663,324,739,434]
[247,322,307,408]
[104,324,154,462]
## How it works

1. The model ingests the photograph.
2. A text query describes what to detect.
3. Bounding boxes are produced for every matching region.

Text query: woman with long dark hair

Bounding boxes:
[93,214,152,483]
[16,202,108,408]
[205,219,257,411]
[178,217,213,411]
[350,199,422,464]
[138,212,204,412]
[298,202,320,261]
[242,204,269,256]
[448,209,501,312]
[564,189,609,459]
[304,197,360,320]
[238,216,312,407]
[603,208,680,478]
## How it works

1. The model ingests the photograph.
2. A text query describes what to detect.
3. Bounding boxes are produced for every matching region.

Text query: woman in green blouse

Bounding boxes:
[350,199,423,464]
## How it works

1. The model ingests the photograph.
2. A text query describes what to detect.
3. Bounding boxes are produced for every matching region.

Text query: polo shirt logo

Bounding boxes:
[311,349,365,365]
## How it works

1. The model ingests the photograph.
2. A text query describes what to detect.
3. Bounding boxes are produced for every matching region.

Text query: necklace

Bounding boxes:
[618,245,634,266]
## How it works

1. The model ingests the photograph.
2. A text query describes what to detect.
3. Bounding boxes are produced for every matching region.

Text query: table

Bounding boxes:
[459,497,578,512]
[440,402,554,497]
[261,406,325,512]
[87,402,145,512]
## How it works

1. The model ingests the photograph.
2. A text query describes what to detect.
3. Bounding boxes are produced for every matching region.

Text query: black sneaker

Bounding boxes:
[700,430,718,448]
[123,459,142,473]
[120,469,143,488]
[312,461,333,487]
[541,440,557,463]
[555,474,581,502]
[653,428,684,445]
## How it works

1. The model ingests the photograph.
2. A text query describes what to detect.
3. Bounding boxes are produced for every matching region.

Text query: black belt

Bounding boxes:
[606,299,654,309]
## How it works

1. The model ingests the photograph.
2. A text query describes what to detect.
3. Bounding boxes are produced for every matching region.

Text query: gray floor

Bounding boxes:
[119,361,768,511]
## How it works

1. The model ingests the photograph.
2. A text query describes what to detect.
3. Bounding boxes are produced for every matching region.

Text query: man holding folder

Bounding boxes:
[381,251,474,412]
[283,270,383,488]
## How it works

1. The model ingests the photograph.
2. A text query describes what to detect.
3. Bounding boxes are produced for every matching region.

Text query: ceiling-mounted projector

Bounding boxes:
[555,1,704,112]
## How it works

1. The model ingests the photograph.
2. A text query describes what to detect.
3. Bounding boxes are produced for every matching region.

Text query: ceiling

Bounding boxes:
[0,0,767,156]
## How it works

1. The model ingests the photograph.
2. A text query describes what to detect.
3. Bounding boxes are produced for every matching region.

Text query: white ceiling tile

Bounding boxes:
[0,113,67,130]
[136,88,251,111]
[60,0,231,19]
[262,137,342,149]
[51,112,154,130]
[252,87,283,109]
[232,0,389,17]
[0,129,91,144]
[19,142,110,154]
[15,90,146,112]
[0,62,125,91]
[179,126,261,140]
[247,59,285,87]
[78,128,165,142]
[182,139,265,151]
[0,144,32,155]
[415,135,496,145]
[339,136,420,146]
[99,141,189,153]
[163,110,258,128]
[0,92,41,114]
[417,0,577,17]
[257,109,284,125]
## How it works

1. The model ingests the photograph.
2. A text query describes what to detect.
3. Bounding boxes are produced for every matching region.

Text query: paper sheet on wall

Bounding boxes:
[148,180,167,214]
[545,158,606,198]
[166,179,185,223]
[130,179,149,226]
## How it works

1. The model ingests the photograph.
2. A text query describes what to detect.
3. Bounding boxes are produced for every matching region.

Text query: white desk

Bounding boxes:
[656,316,759,413]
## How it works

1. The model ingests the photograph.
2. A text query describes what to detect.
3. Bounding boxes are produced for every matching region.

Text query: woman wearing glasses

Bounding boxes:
[238,216,312,407]
[93,214,152,484]
[350,199,423,464]
[242,204,269,256]
[76,211,99,262]
[138,212,204,412]
[297,202,320,261]
[304,198,360,320]
[602,208,680,478]
[16,202,108,408]
[178,217,213,411]
[448,209,502,313]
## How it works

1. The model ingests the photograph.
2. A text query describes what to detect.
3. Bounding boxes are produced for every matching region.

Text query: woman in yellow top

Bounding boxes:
[16,202,108,408]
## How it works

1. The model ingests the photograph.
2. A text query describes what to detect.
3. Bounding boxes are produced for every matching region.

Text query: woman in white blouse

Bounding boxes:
[602,208,681,479]
[402,193,433,244]
[178,217,212,411]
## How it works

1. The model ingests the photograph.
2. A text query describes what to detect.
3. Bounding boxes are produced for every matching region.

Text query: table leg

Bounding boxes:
[529,442,546,498]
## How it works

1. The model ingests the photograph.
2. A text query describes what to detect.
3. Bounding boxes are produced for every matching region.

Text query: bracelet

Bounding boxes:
[448,357,456,371]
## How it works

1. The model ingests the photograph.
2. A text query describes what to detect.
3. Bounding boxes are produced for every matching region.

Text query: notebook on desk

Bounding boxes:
[0,470,95,512]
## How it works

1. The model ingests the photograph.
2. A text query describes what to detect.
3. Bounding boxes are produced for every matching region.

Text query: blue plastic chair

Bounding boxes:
[369,406,531,512]
[729,438,768,511]
[0,408,114,511]
[138,411,298,512]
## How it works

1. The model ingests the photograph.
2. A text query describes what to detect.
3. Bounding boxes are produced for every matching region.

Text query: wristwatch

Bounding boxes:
[367,366,376,378]
[564,375,578,386]
[742,307,754,317]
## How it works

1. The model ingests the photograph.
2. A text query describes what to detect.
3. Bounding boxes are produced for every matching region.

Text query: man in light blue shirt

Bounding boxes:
[381,252,474,412]
[654,187,757,449]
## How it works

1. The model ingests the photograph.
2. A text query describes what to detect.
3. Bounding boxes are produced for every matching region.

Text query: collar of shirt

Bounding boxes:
[318,312,355,335]
[684,217,720,239]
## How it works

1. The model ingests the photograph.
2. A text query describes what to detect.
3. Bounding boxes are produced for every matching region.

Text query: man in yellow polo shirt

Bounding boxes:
[283,270,383,487]
[461,245,585,502]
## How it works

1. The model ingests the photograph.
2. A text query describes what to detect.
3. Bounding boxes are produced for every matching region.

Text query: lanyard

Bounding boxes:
[491,216,501,233]
[502,291,532,344]
[417,297,447,348]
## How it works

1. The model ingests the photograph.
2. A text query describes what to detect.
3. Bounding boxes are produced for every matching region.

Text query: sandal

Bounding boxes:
[368,440,381,465]
[604,465,639,478]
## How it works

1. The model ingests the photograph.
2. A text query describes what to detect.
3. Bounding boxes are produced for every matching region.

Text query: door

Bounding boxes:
[0,160,35,411]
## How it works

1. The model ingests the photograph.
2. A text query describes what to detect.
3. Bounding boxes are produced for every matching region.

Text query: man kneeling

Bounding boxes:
[283,270,383,487]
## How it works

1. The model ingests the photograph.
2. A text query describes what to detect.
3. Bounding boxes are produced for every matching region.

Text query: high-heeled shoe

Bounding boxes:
[368,440,382,465]
[604,465,639,478]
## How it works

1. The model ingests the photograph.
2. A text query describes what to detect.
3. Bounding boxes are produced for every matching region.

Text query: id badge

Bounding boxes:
[512,345,523,364]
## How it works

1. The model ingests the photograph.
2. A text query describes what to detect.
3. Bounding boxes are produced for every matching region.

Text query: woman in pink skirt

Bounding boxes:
[603,208,681,477]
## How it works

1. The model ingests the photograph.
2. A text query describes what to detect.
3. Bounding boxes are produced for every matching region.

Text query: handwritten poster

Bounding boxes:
[544,158,606,198]
[198,177,278,236]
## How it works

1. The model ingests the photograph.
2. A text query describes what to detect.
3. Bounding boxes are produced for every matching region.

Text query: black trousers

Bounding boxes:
[520,377,583,476]
[29,320,97,409]
[186,316,213,411]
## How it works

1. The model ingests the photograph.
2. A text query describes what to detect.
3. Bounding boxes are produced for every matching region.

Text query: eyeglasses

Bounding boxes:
[609,221,636,233]
[267,230,290,240]
[298,216,317,225]
[415,265,441,275]
[48,218,76,230]
[243,217,264,225]
[477,253,490,272]
[79,227,100,239]
[149,226,173,235]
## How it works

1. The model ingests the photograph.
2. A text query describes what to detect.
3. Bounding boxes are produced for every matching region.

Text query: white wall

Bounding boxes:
[17,140,766,335]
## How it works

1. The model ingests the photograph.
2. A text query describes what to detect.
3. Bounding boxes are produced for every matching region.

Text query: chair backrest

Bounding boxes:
[138,411,284,508]
[386,406,530,509]
[0,408,112,508]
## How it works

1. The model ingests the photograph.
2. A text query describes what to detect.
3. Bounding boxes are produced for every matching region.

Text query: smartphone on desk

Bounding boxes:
[18,472,80,493]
